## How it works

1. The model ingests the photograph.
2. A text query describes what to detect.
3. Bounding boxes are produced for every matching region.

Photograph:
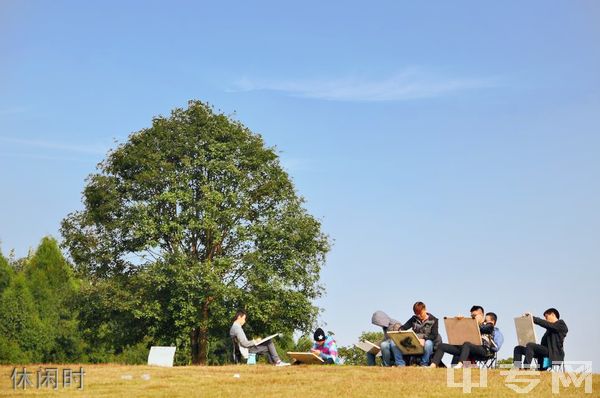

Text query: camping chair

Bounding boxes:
[549,362,565,372]
[543,357,565,372]
[528,356,563,371]
[231,337,248,364]
[476,351,498,369]
[231,337,267,364]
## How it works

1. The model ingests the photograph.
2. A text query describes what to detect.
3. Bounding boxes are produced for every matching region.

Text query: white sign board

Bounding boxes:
[148,346,176,367]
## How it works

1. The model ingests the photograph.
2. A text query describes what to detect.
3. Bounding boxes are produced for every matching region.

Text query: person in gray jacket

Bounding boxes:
[368,310,403,366]
[229,310,290,366]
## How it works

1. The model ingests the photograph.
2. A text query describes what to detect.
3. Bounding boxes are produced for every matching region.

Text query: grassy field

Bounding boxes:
[1,364,597,397]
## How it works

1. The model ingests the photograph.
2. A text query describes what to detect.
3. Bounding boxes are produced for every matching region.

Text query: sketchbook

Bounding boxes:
[253,333,281,346]
[355,340,381,356]
[444,317,482,346]
[287,352,325,364]
[387,330,424,355]
[514,315,537,347]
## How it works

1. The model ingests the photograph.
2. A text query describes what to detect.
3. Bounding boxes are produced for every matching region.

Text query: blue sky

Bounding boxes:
[1,1,599,370]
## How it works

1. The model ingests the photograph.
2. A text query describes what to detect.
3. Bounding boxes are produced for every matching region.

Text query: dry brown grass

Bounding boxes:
[1,364,598,397]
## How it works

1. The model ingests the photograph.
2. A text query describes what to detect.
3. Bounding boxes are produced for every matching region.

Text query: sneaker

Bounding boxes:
[275,361,291,367]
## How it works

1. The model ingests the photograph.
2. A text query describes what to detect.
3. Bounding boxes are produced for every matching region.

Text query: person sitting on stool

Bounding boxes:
[513,308,568,370]
[229,309,290,366]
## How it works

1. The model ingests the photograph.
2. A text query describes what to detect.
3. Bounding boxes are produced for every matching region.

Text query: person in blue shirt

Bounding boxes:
[487,312,504,353]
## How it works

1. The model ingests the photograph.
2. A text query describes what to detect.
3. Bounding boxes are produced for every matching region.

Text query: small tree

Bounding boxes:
[0,274,47,362]
[338,331,385,366]
[24,237,82,362]
[0,238,85,363]
[0,250,13,295]
[61,100,330,364]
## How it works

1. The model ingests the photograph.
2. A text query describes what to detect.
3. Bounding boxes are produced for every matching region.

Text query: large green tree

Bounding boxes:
[61,100,330,364]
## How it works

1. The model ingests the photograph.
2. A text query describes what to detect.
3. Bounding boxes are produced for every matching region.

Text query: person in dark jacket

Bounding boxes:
[396,301,441,366]
[430,305,496,368]
[513,308,568,369]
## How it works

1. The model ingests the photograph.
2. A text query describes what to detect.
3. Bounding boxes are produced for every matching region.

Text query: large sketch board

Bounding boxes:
[444,317,482,346]
[287,352,325,364]
[387,330,424,355]
[355,340,381,356]
[147,346,176,367]
[514,315,537,347]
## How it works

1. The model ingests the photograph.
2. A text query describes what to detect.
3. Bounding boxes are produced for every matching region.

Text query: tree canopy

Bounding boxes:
[61,100,330,364]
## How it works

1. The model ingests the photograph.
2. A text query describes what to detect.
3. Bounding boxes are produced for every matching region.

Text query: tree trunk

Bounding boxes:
[190,327,200,364]
[191,299,211,365]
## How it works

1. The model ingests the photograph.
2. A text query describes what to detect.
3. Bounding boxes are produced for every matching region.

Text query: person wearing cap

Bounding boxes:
[311,328,340,364]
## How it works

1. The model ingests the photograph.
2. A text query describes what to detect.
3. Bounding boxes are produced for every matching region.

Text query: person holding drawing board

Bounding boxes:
[438,311,503,366]
[229,310,290,366]
[394,301,441,366]
[311,328,340,364]
[429,305,497,368]
[369,310,403,366]
[462,312,504,365]
[513,308,568,369]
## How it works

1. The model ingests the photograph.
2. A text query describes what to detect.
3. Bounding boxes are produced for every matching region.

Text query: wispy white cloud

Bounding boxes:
[230,69,497,102]
[0,137,108,155]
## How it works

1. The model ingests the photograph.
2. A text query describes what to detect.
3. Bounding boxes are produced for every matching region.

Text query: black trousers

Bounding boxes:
[458,342,489,363]
[432,343,459,366]
[431,342,488,366]
[513,343,549,368]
